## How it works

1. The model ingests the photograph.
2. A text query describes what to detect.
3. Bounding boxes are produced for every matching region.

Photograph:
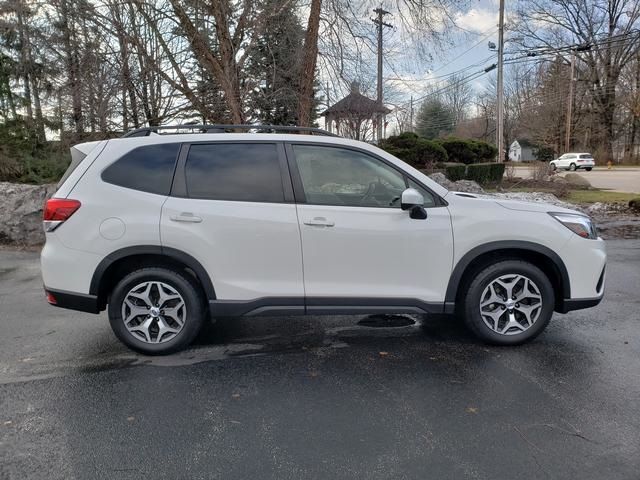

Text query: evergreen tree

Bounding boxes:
[247,0,315,125]
[416,98,455,139]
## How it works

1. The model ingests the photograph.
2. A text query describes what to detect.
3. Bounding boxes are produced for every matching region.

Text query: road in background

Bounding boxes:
[1,243,639,479]
[513,166,640,193]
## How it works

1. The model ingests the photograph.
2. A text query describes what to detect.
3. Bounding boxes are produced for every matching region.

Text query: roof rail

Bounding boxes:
[121,124,338,138]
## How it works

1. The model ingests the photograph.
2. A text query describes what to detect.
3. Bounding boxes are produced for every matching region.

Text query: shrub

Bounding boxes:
[443,162,505,184]
[534,146,555,162]
[414,139,447,166]
[471,141,498,162]
[465,162,505,184]
[444,164,467,182]
[379,133,448,167]
[436,138,478,164]
[435,138,497,164]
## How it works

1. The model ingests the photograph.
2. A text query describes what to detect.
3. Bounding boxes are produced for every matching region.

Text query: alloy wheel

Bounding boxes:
[479,274,543,335]
[121,281,187,344]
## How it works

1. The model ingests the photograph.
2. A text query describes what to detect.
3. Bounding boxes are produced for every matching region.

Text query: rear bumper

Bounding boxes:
[556,295,603,313]
[44,288,100,314]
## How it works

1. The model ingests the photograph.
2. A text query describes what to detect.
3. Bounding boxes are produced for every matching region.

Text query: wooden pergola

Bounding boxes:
[322,82,390,141]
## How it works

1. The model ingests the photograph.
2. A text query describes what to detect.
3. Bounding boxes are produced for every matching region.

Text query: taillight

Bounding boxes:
[43,198,81,232]
[45,290,57,305]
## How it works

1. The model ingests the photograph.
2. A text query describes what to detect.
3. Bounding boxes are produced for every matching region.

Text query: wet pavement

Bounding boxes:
[1,242,639,479]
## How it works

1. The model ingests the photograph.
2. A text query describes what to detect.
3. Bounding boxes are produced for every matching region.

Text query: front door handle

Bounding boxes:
[303,217,335,227]
[170,212,203,223]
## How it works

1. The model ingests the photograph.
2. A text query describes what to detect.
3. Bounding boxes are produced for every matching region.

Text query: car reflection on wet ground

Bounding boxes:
[1,242,639,479]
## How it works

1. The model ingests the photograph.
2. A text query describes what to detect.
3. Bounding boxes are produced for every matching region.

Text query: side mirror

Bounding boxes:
[400,188,427,220]
[401,188,424,210]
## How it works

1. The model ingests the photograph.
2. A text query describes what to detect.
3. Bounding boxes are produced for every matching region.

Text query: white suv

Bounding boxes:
[41,126,606,354]
[550,153,595,171]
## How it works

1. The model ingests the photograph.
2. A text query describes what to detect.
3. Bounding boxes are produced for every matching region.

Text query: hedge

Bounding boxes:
[444,162,505,185]
[466,162,505,184]
[444,164,466,181]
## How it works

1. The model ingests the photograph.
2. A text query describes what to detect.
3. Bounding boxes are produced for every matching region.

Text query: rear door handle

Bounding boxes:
[303,217,335,227]
[170,212,203,223]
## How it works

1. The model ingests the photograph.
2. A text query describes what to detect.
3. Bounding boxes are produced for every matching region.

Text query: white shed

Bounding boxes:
[509,139,537,162]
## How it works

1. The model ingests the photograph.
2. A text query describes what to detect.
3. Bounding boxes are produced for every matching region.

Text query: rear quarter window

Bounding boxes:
[101,143,180,195]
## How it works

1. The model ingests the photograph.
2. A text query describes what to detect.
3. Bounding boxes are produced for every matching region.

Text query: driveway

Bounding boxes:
[514,166,640,193]
[1,243,639,479]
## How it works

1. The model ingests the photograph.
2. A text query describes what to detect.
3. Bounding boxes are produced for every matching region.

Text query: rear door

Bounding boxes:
[161,142,304,305]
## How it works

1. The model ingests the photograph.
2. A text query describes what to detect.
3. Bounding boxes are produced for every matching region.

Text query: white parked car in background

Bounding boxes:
[550,153,595,171]
[41,125,606,354]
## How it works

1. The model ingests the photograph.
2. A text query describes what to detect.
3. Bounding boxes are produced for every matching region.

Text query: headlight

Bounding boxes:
[549,212,598,239]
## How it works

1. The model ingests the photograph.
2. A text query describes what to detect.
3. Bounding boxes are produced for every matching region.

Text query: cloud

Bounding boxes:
[455,8,498,34]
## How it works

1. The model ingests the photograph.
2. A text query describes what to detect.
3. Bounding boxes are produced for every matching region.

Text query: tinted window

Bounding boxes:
[292,145,419,208]
[102,143,179,195]
[579,154,593,159]
[185,143,284,202]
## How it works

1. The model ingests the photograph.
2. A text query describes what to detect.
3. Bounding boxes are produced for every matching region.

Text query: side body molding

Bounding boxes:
[89,245,216,301]
[444,240,571,303]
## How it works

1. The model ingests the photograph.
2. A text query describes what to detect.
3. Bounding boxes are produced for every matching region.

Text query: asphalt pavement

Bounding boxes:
[514,166,640,193]
[1,242,639,479]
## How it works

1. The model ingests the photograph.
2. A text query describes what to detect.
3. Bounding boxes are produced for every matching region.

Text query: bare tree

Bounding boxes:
[514,0,640,160]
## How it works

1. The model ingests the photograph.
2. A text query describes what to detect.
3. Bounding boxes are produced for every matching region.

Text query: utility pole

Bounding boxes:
[409,95,414,132]
[565,52,576,152]
[326,81,331,133]
[496,0,505,162]
[373,7,392,141]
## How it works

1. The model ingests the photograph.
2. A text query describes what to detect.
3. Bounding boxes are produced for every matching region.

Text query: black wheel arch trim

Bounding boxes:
[444,240,571,303]
[89,245,216,304]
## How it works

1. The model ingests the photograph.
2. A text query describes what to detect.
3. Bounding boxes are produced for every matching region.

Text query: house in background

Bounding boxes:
[508,139,538,162]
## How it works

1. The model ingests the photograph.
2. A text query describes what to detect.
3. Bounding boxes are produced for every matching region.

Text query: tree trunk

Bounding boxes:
[30,76,46,141]
[297,0,321,126]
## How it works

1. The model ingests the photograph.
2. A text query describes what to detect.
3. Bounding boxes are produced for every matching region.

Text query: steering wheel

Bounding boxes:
[360,181,380,206]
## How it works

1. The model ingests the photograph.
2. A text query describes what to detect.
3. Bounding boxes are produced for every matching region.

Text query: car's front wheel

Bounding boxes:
[569,163,577,171]
[462,260,554,345]
[551,163,557,171]
[108,267,206,355]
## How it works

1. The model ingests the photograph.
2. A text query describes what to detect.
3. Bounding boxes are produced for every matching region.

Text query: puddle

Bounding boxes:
[357,314,416,328]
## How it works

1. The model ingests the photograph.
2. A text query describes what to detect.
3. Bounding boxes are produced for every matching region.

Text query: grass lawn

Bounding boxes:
[565,190,638,204]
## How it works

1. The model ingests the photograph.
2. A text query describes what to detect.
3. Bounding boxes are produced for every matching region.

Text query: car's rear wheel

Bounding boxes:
[585,167,592,171]
[108,267,205,355]
[462,260,554,345]
[569,163,577,171]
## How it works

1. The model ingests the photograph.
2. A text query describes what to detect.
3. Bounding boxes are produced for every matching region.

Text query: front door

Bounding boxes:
[287,143,453,307]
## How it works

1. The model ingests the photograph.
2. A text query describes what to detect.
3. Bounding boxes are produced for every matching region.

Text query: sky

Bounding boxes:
[333,0,508,112]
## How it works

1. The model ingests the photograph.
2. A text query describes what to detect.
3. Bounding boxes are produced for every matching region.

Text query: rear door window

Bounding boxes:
[102,143,180,195]
[184,143,284,203]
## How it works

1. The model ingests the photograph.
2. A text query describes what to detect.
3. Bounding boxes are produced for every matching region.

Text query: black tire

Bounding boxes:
[108,267,206,355]
[551,163,557,171]
[569,163,577,171]
[461,260,555,346]
[585,167,592,171]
